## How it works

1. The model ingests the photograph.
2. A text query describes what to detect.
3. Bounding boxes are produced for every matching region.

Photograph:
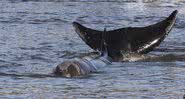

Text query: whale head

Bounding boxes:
[54,59,93,77]
[54,60,82,77]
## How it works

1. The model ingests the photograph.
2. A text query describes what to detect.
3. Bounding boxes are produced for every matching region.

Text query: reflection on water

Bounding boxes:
[0,0,185,99]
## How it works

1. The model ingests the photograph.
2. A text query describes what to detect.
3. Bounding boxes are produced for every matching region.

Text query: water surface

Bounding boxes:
[0,0,185,99]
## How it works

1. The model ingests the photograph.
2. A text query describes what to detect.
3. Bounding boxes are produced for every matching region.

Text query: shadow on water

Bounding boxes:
[0,72,56,78]
[0,71,96,79]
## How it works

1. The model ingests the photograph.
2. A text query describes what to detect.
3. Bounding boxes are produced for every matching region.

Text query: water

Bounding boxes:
[0,0,185,98]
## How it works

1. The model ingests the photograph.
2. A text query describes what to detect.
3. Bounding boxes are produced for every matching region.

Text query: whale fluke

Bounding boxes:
[73,10,178,59]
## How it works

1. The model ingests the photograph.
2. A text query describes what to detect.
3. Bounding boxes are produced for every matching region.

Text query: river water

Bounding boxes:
[0,0,185,99]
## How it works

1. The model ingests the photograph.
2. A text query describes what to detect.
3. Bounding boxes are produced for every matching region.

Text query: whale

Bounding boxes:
[73,10,178,61]
[54,10,178,77]
[54,56,111,77]
[54,52,159,77]
[54,29,112,77]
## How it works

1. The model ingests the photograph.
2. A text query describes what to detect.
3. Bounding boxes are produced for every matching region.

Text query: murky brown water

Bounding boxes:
[0,0,185,99]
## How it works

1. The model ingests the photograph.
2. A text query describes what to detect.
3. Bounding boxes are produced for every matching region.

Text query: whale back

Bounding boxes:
[73,10,178,59]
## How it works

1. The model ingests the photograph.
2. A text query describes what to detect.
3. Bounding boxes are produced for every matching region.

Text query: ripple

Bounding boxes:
[0,72,57,78]
[0,1,184,99]
[0,17,24,24]
[0,60,23,69]
[28,18,68,24]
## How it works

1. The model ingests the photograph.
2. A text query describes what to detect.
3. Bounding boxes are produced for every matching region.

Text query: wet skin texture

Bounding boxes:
[55,10,178,77]
[73,10,177,60]
[55,57,110,77]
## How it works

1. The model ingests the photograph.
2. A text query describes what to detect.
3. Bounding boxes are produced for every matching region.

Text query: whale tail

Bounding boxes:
[99,28,113,62]
[73,10,178,60]
[100,28,108,56]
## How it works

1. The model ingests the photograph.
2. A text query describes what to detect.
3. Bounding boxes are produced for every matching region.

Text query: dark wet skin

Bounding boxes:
[55,10,178,77]
[54,58,99,77]
[54,56,111,77]
[54,61,83,77]
[73,10,178,61]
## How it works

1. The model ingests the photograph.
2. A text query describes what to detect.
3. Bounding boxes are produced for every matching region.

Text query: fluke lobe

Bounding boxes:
[73,10,178,60]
